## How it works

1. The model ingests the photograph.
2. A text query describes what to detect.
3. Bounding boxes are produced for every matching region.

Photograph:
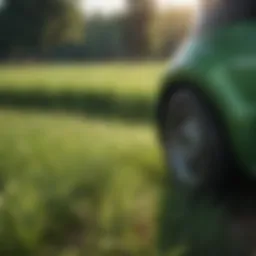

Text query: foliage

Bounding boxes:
[0,0,195,61]
[0,0,84,59]
[150,7,194,57]
[123,0,156,58]
[83,4,195,60]
[85,15,126,60]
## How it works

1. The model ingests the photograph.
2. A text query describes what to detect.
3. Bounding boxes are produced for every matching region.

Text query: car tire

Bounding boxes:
[158,85,234,199]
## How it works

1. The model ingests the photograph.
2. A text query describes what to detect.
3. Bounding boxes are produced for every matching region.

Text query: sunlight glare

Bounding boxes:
[158,0,198,7]
[156,0,200,13]
[84,0,199,16]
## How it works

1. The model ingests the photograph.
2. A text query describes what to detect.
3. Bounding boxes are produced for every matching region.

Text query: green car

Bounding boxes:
[157,0,256,197]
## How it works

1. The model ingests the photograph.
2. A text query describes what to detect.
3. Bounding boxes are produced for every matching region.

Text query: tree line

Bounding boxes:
[0,0,194,61]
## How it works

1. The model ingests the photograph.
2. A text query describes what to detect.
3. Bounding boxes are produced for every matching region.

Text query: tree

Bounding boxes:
[150,6,195,58]
[0,0,85,59]
[85,14,126,60]
[123,0,155,58]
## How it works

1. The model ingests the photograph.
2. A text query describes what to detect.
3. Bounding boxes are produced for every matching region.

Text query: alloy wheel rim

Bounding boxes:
[165,90,212,187]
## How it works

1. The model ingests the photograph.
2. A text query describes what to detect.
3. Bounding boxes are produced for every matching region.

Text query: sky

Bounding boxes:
[84,0,198,16]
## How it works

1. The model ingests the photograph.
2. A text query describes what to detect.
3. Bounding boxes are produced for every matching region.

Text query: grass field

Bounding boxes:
[0,63,165,94]
[0,63,231,256]
[0,63,169,256]
[0,63,167,123]
[0,109,166,256]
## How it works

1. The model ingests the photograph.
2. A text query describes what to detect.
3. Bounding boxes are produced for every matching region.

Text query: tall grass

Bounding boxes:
[0,110,165,256]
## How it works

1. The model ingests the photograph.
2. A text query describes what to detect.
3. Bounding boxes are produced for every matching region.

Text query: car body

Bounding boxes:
[157,1,256,191]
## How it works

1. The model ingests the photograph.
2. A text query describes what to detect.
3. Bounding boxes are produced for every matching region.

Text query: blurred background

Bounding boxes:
[0,0,195,61]
[0,1,230,256]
